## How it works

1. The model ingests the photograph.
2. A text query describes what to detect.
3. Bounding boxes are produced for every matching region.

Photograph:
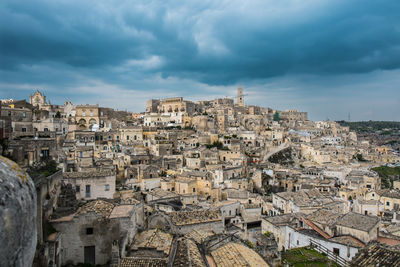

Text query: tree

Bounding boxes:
[273,111,280,122]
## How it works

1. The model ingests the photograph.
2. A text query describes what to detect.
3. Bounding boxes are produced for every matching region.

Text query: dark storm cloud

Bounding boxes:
[1,0,400,83]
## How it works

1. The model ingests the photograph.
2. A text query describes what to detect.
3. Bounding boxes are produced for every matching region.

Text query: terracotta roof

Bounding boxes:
[169,209,221,226]
[263,214,302,227]
[131,229,173,256]
[377,189,400,199]
[119,257,167,267]
[350,242,400,266]
[78,199,115,217]
[306,206,346,227]
[303,218,331,239]
[335,212,379,232]
[50,199,115,222]
[275,190,333,207]
[210,242,269,267]
[185,229,215,244]
[173,238,206,267]
[109,205,135,219]
[329,235,365,248]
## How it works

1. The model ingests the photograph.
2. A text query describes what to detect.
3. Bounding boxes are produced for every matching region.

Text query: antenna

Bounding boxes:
[348,112,351,122]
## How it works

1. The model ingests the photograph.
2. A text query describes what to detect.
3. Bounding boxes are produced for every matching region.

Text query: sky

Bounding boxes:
[1,0,400,121]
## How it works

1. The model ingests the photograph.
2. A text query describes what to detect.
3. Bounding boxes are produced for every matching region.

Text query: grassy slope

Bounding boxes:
[372,166,400,189]
[282,247,340,267]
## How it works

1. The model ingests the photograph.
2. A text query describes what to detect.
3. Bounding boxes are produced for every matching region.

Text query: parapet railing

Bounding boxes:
[309,239,348,267]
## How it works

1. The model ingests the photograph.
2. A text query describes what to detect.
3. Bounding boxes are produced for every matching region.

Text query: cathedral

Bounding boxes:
[29,90,48,108]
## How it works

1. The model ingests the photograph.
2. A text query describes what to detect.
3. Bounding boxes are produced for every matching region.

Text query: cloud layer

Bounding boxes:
[1,0,399,120]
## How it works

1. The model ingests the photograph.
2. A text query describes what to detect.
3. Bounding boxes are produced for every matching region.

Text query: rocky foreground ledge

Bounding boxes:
[0,156,37,267]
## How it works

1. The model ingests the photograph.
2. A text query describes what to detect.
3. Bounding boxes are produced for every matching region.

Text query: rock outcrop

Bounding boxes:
[0,156,37,267]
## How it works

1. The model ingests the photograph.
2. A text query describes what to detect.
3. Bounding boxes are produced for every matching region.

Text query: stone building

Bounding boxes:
[159,97,197,115]
[1,105,34,139]
[33,117,68,135]
[63,169,116,200]
[334,212,380,244]
[50,200,139,266]
[75,104,100,130]
[7,136,57,167]
[145,99,160,113]
[279,110,308,122]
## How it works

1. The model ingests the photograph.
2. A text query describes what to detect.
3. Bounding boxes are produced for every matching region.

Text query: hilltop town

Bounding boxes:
[1,86,400,267]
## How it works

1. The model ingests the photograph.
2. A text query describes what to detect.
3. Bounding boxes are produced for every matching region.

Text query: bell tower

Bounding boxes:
[236,84,244,106]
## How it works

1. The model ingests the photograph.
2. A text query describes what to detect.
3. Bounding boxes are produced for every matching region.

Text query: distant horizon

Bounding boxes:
[1,0,399,121]
[2,90,400,123]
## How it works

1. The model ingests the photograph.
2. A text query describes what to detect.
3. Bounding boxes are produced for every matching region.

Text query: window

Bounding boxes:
[86,227,93,235]
[82,111,86,116]
[8,111,11,116]
[22,127,27,132]
[76,185,80,193]
[127,135,129,140]
[85,185,91,198]
[44,128,49,132]
[387,201,390,206]
[193,188,196,192]
[105,184,110,191]
[80,151,83,158]
[22,112,26,117]
[333,248,340,256]
[41,149,49,158]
